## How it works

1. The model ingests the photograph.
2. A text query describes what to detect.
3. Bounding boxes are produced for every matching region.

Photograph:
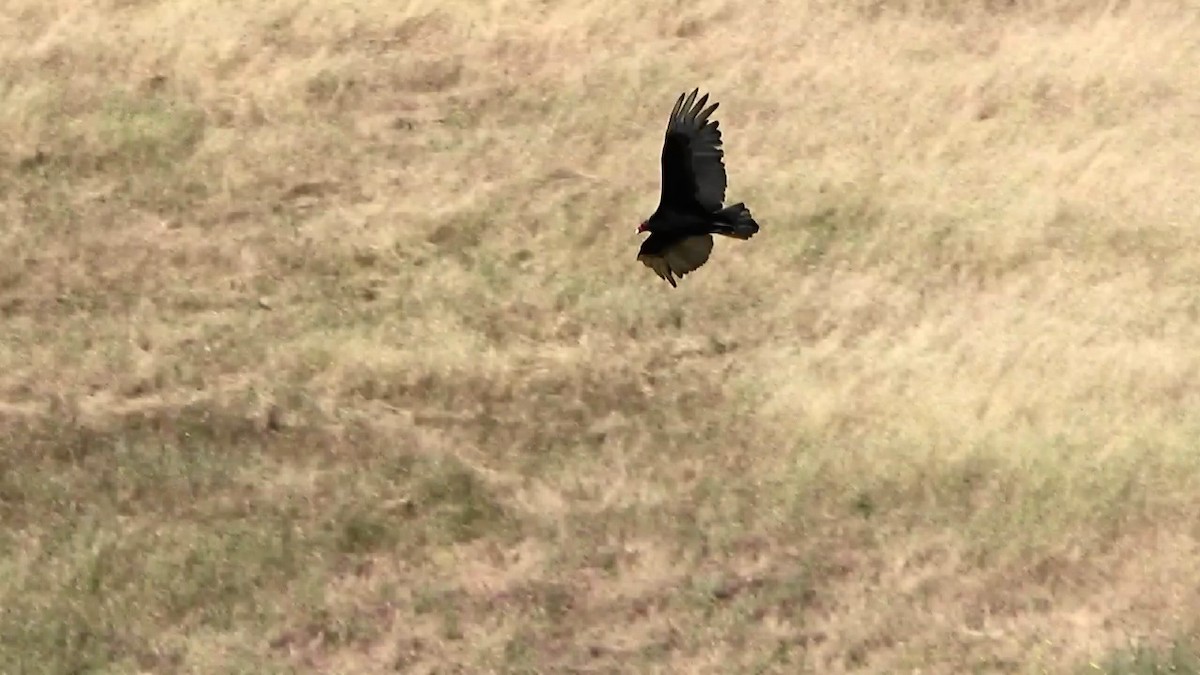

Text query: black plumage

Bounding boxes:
[636,88,760,287]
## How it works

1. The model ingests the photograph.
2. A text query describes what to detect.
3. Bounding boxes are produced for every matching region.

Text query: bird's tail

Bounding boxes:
[713,203,760,240]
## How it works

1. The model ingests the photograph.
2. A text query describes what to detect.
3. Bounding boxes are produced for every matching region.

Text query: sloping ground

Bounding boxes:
[3,0,1200,672]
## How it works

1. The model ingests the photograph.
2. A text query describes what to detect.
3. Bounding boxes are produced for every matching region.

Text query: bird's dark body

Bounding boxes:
[641,207,739,245]
[636,88,760,287]
[638,209,733,257]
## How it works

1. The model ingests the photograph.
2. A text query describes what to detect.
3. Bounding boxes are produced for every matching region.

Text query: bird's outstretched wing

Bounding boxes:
[658,89,728,213]
[637,233,715,287]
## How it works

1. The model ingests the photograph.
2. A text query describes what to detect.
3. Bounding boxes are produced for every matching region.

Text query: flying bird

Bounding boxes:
[636,88,760,287]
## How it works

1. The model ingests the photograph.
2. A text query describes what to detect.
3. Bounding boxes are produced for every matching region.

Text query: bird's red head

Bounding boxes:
[637,220,648,234]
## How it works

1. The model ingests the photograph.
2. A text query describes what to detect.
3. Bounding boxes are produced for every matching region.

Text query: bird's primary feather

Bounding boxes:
[659,89,727,213]
[637,233,714,288]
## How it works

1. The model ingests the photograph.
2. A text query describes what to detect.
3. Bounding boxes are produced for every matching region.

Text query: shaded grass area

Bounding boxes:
[0,405,511,673]
[1089,639,1200,675]
[4,386,1200,672]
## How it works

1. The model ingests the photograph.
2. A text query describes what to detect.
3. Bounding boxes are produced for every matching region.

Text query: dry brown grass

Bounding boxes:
[4,0,1200,672]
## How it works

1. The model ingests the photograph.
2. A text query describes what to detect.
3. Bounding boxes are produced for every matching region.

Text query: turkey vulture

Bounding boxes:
[636,88,760,287]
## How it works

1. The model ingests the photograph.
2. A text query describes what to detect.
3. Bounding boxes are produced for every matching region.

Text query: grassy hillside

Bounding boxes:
[4,0,1200,672]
